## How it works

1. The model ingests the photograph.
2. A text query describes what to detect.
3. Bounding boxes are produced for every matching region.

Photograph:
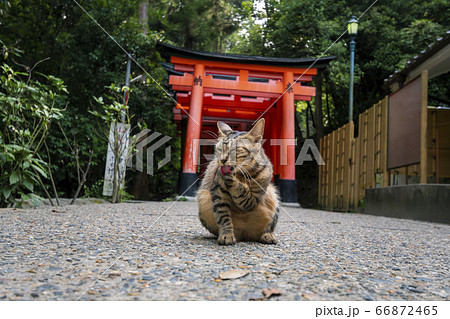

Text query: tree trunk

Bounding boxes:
[307,100,315,129]
[138,1,149,35]
[325,75,333,131]
[305,103,310,138]
[112,153,119,203]
[71,150,93,205]
[314,73,324,145]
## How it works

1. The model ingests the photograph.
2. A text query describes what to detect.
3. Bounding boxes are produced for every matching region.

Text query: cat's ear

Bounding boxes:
[217,121,232,137]
[246,118,265,143]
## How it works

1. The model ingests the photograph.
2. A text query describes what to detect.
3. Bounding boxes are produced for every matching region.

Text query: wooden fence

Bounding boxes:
[318,97,389,211]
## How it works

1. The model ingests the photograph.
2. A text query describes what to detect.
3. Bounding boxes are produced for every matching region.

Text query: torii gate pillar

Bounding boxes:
[279,71,298,204]
[178,63,204,197]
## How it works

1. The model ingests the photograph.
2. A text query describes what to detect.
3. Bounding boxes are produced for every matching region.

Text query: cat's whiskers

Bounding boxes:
[237,165,251,185]
[244,167,266,193]
[236,166,247,182]
[203,130,219,139]
[239,165,266,192]
[199,161,212,167]
[238,164,251,177]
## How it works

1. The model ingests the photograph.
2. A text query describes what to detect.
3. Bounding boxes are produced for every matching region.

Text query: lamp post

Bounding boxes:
[347,16,358,123]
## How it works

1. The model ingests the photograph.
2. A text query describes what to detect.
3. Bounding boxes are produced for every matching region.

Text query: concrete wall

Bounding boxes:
[364,184,450,224]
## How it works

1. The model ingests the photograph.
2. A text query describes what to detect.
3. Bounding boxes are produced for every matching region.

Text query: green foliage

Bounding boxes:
[0,0,156,110]
[428,72,450,107]
[0,42,66,207]
[43,107,106,199]
[228,0,449,127]
[90,84,132,123]
[359,199,365,209]
[1,0,177,201]
[126,77,181,201]
[149,0,240,51]
[82,179,105,199]
[119,188,134,202]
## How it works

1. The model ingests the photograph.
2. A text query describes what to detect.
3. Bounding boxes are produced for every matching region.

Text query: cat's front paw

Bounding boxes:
[259,233,277,244]
[220,172,236,188]
[218,233,237,245]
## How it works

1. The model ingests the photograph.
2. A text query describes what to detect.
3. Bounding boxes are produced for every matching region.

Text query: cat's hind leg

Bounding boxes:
[258,206,279,244]
[197,189,219,236]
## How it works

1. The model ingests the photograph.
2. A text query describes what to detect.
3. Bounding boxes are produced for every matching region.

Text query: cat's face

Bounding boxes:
[214,119,266,171]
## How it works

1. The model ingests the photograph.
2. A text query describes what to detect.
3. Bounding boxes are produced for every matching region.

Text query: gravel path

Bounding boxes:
[0,201,448,301]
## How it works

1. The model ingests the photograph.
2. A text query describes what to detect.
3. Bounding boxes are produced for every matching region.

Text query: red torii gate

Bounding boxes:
[158,43,334,204]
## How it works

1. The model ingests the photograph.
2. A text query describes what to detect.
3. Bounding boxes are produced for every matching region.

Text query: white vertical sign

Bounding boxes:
[103,122,130,196]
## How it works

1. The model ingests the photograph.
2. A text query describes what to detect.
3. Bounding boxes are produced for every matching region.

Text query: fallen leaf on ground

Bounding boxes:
[249,296,264,301]
[218,269,249,280]
[108,271,121,278]
[51,210,67,214]
[128,292,140,296]
[262,288,282,298]
[302,293,321,301]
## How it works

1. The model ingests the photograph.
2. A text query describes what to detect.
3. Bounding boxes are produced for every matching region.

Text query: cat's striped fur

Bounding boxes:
[197,119,279,245]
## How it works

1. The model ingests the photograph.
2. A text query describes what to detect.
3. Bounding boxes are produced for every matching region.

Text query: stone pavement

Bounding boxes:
[0,201,448,301]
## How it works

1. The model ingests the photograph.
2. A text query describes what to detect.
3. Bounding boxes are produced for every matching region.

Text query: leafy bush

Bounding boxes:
[0,42,66,207]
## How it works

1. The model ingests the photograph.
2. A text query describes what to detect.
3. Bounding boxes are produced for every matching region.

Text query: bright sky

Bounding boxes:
[254,0,267,26]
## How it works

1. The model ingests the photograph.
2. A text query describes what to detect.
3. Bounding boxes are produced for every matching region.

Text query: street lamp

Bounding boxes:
[347,16,358,123]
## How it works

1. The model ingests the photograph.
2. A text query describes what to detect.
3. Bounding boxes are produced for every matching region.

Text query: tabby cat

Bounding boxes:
[197,119,279,245]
